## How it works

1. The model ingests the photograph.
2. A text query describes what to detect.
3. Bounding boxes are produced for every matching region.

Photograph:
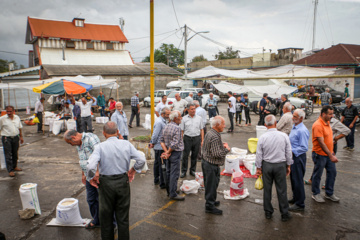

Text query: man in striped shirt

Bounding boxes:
[201,116,230,215]
[129,92,140,128]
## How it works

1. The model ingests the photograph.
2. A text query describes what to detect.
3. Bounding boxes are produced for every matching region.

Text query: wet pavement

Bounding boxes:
[0,103,359,240]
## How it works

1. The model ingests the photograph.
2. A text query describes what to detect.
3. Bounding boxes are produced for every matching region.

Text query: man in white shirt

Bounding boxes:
[0,106,24,177]
[34,97,45,133]
[185,92,194,104]
[155,95,168,117]
[277,102,293,135]
[227,91,236,132]
[194,100,207,160]
[71,93,95,133]
[172,93,188,115]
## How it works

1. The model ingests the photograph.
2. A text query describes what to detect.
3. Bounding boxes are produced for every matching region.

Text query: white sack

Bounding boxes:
[130,151,148,173]
[224,155,241,174]
[142,114,157,130]
[19,183,41,214]
[243,156,257,176]
[96,117,109,124]
[0,148,5,170]
[230,148,247,165]
[66,119,77,131]
[56,198,85,225]
[180,180,201,194]
[223,188,250,200]
[52,120,63,135]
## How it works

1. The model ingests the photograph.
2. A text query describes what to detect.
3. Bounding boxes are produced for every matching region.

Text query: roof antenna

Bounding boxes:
[119,17,125,32]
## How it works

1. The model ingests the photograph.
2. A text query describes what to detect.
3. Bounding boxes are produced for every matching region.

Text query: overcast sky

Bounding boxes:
[1,0,360,67]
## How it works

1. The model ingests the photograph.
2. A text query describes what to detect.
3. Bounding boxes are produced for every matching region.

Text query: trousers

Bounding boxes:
[99,174,130,240]
[85,180,100,225]
[311,152,336,196]
[262,161,289,215]
[36,112,43,131]
[208,108,217,119]
[166,151,181,198]
[235,111,242,124]
[202,160,220,209]
[81,116,92,133]
[181,135,201,173]
[290,153,306,208]
[2,136,19,173]
[228,110,234,130]
[154,150,165,187]
[244,107,251,124]
[129,107,140,127]
[344,121,356,149]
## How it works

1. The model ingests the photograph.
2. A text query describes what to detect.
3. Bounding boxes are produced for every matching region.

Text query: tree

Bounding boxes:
[214,47,240,60]
[0,59,24,73]
[142,43,184,68]
[191,54,208,62]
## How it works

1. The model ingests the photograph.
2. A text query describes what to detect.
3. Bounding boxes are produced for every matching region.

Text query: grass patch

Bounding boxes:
[133,135,151,143]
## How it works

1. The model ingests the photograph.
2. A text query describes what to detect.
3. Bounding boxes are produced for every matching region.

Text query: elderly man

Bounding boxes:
[288,109,309,212]
[180,103,204,178]
[256,115,293,222]
[311,105,339,203]
[111,102,129,140]
[97,91,106,117]
[129,92,140,128]
[185,92,194,104]
[172,93,188,116]
[71,93,95,133]
[34,97,45,133]
[86,121,145,240]
[160,110,185,201]
[227,91,236,132]
[155,95,168,117]
[277,102,293,135]
[320,88,332,106]
[64,129,101,229]
[340,98,359,151]
[279,94,289,116]
[150,107,171,188]
[0,106,24,177]
[202,116,230,215]
[207,93,217,119]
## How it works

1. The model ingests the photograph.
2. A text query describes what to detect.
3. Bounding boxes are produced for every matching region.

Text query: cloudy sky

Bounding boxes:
[1,0,360,67]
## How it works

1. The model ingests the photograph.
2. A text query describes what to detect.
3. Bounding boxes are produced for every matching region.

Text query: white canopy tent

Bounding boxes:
[252,64,336,78]
[186,66,260,79]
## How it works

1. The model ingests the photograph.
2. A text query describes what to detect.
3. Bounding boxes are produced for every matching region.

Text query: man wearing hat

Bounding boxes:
[129,92,140,128]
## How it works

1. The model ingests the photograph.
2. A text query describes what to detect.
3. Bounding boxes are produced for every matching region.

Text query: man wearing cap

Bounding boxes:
[129,92,140,128]
[34,97,45,133]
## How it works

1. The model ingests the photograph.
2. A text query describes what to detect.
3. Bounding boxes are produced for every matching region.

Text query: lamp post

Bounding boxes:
[183,24,209,79]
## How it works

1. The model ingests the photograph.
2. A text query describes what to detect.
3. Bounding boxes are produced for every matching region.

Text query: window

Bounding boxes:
[106,43,113,50]
[87,43,94,49]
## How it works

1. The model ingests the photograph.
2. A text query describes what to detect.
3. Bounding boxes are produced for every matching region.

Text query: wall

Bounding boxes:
[188,57,253,71]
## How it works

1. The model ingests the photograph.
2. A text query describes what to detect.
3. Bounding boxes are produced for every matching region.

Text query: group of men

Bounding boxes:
[255,97,358,222]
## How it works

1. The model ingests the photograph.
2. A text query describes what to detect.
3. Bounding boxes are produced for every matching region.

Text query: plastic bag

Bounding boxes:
[56,198,85,225]
[224,188,249,200]
[230,171,244,197]
[255,175,263,190]
[19,183,41,215]
[180,180,200,194]
[195,172,204,188]
[243,159,257,176]
[33,117,40,124]
[130,151,148,173]
[224,155,241,174]
[247,138,258,153]
[66,119,77,131]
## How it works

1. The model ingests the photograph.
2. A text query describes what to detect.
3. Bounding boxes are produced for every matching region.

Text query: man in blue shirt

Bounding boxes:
[97,91,106,117]
[288,109,309,211]
[71,99,82,132]
[206,93,217,119]
[111,102,129,140]
[258,93,269,126]
[149,107,170,189]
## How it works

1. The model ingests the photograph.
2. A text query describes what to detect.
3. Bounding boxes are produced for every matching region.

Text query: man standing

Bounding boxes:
[97,91,106,117]
[111,102,129,140]
[172,93,188,115]
[258,93,269,126]
[34,97,45,133]
[72,93,95,133]
[108,97,116,118]
[340,98,358,151]
[201,116,230,215]
[155,95,168,117]
[129,92,140,128]
[256,115,293,222]
[277,102,293,135]
[0,106,24,177]
[72,99,82,132]
[160,111,185,201]
[320,88,332,106]
[86,122,145,240]
[344,83,350,99]
[207,93,217,119]
[279,94,289,116]
[150,107,170,189]
[64,129,101,229]
[185,92,194,104]
[180,104,204,178]
[288,109,309,212]
[311,105,339,203]
[227,91,236,132]
[331,114,350,154]
[193,91,203,107]
[195,100,207,160]
[242,93,251,126]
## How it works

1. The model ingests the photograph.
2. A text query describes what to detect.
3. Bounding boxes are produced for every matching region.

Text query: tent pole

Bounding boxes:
[116,79,119,101]
[27,90,31,109]
[13,89,18,113]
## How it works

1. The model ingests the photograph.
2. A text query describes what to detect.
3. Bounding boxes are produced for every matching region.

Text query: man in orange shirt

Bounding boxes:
[311,105,339,203]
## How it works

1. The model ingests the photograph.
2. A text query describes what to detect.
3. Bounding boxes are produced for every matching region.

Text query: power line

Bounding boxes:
[0,50,28,56]
[127,29,178,40]
[324,0,334,45]
[171,0,182,30]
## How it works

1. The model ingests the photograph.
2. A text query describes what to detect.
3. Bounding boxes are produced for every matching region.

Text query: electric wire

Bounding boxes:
[127,29,178,40]
[171,0,182,31]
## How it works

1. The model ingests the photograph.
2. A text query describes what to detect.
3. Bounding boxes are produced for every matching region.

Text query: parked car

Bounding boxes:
[143,89,173,107]
[167,91,197,106]
[298,85,344,103]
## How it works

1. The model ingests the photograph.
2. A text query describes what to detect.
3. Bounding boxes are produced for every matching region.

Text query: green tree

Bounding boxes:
[191,54,208,62]
[0,59,23,73]
[214,47,240,60]
[142,43,184,67]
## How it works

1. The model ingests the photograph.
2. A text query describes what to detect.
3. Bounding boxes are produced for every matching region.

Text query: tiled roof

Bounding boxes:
[293,44,360,66]
[27,17,128,42]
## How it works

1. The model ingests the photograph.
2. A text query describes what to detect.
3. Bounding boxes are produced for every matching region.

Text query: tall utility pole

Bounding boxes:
[312,0,318,50]
[184,24,188,79]
[150,0,155,134]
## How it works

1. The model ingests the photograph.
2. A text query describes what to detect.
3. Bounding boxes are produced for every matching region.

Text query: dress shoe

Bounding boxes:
[9,172,15,177]
[128,124,133,128]
[180,172,186,178]
[205,207,223,215]
[288,198,295,204]
[14,167,22,171]
[170,195,185,201]
[281,213,292,222]
[265,212,272,219]
[160,185,167,189]
[289,205,304,212]
[190,171,195,177]
[215,201,220,207]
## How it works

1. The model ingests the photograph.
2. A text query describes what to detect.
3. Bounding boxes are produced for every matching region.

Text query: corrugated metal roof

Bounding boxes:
[0,66,41,78]
[28,17,128,43]
[294,44,360,66]
[42,63,182,76]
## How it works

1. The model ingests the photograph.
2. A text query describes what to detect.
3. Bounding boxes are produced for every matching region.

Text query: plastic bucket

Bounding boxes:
[256,126,267,139]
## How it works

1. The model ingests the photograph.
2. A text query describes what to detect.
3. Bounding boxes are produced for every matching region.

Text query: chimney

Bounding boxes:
[72,18,85,27]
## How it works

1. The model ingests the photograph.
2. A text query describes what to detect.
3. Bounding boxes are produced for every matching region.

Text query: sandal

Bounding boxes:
[304,180,312,185]
[85,222,100,229]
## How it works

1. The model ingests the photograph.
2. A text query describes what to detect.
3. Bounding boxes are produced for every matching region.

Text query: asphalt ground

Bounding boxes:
[0,103,359,240]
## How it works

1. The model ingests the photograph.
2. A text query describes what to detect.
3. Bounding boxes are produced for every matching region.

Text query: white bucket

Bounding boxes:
[56,198,84,225]
[256,126,267,139]
[19,183,41,214]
